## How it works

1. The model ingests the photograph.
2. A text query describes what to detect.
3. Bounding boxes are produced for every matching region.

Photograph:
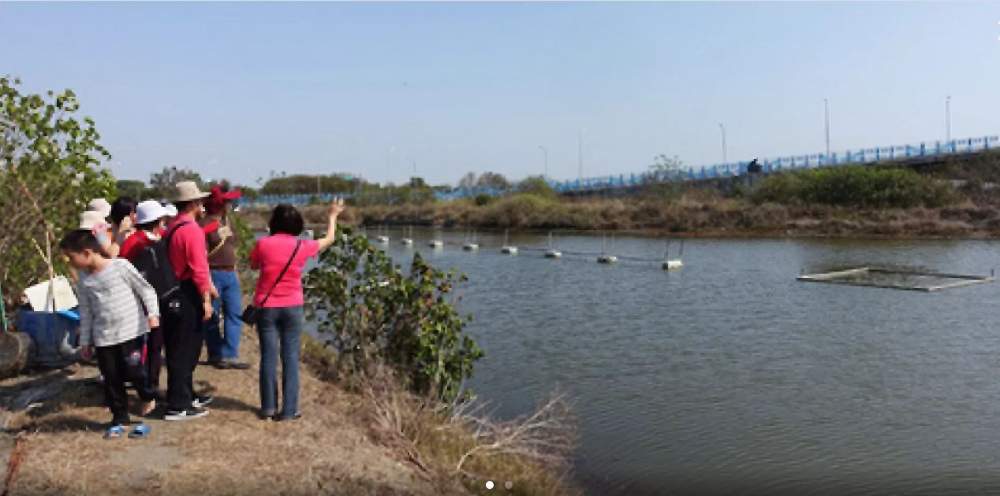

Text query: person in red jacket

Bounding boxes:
[161,181,218,421]
[120,200,168,262]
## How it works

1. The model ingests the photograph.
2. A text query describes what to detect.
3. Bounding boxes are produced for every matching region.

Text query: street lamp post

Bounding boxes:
[824,98,831,157]
[945,95,952,143]
[719,123,727,163]
[538,145,548,178]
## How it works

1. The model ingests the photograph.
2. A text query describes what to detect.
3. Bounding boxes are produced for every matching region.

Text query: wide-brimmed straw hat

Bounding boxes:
[173,181,211,202]
[135,200,168,225]
[78,210,108,230]
[87,198,112,219]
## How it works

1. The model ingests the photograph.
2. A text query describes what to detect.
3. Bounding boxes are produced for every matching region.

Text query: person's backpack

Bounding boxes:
[131,222,191,316]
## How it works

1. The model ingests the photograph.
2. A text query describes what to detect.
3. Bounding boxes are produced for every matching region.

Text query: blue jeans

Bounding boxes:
[206,270,243,360]
[258,306,303,418]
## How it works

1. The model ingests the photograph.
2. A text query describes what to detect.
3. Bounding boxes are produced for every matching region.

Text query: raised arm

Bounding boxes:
[317,198,345,252]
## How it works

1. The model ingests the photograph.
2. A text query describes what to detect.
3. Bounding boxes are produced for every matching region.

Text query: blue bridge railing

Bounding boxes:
[245,135,997,205]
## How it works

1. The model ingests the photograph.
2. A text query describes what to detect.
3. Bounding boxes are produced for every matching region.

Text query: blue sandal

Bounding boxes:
[104,425,125,439]
[128,423,151,439]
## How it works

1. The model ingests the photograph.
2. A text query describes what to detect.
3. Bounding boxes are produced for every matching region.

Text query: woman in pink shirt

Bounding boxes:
[249,199,344,421]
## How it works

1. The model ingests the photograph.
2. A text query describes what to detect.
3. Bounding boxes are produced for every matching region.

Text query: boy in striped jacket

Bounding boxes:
[60,229,159,439]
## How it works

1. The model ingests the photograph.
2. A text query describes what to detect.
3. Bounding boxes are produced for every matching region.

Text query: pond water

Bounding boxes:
[324,228,1000,495]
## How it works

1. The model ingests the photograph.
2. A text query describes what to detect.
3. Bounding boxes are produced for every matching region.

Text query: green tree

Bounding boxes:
[516,175,558,199]
[115,179,146,199]
[649,154,685,180]
[0,77,115,308]
[305,229,482,401]
[149,166,203,199]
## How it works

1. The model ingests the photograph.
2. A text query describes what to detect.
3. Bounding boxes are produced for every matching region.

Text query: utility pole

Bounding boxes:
[945,95,952,142]
[824,98,831,157]
[719,123,727,163]
[539,145,548,178]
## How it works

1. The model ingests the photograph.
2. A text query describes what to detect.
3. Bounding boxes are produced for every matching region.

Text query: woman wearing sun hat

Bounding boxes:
[119,200,169,262]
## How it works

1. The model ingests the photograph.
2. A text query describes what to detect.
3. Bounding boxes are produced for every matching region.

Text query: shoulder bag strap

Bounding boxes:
[258,240,302,307]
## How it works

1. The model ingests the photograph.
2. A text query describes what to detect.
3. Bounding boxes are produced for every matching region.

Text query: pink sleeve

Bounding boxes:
[182,224,212,295]
[304,240,320,259]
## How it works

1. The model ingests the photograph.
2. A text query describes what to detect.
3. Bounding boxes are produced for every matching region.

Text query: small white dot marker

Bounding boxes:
[485,480,495,490]
[505,481,514,490]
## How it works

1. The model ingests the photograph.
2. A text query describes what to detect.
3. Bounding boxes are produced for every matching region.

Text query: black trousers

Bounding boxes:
[95,335,156,425]
[162,281,205,412]
[144,327,164,394]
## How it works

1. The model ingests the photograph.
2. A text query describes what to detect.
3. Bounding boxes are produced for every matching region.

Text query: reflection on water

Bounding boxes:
[325,229,1000,495]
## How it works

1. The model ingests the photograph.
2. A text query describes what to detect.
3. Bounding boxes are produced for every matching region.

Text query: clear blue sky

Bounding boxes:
[3,2,998,187]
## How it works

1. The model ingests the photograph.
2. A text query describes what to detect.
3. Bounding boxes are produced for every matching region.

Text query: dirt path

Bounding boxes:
[0,337,443,496]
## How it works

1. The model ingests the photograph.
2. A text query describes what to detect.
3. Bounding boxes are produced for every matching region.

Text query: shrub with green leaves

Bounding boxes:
[304,228,482,402]
[753,165,956,208]
[0,77,115,308]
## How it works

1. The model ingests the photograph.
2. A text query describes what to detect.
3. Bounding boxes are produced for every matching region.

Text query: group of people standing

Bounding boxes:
[59,180,345,438]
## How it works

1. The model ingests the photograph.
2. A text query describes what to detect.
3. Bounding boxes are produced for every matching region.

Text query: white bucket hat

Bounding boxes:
[87,198,112,219]
[173,181,210,202]
[163,203,178,217]
[135,200,168,225]
[78,210,108,230]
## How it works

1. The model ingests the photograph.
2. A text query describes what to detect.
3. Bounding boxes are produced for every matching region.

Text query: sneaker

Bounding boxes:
[210,359,230,369]
[164,408,209,421]
[192,395,214,408]
[221,360,251,370]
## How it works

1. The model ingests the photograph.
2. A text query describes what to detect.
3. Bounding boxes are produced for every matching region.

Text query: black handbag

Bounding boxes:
[241,240,302,326]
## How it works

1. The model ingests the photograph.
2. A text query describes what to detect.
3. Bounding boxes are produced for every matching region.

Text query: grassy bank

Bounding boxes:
[0,335,578,496]
[240,154,1000,239]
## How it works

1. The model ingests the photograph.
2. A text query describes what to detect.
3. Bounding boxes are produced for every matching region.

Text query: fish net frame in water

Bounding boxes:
[797,267,994,292]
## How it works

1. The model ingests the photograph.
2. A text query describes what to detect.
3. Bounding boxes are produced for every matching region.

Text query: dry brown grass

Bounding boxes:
[302,346,581,496]
[0,336,446,496]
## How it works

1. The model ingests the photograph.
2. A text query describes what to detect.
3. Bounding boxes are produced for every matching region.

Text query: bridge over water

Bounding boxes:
[242,134,998,206]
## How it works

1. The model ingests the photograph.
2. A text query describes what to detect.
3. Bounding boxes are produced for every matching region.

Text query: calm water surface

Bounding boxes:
[339,229,1000,495]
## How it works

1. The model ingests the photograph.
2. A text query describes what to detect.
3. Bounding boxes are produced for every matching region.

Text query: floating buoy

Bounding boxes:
[376,235,390,244]
[500,230,517,255]
[463,243,480,251]
[662,240,684,271]
[598,234,617,264]
[663,260,683,271]
[544,249,562,258]
[401,238,414,246]
[429,240,444,249]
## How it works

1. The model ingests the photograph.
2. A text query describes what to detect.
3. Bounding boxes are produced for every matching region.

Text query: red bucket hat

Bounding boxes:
[205,184,242,214]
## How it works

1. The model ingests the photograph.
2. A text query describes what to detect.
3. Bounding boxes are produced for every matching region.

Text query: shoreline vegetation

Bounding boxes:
[0,334,577,495]
[241,151,1000,241]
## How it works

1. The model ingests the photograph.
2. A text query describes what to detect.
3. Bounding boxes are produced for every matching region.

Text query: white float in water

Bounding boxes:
[463,230,479,251]
[500,230,517,255]
[429,240,444,249]
[400,226,414,246]
[597,234,617,264]
[662,239,684,271]
[401,238,414,246]
[544,232,562,258]
[662,260,683,271]
[376,235,390,244]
